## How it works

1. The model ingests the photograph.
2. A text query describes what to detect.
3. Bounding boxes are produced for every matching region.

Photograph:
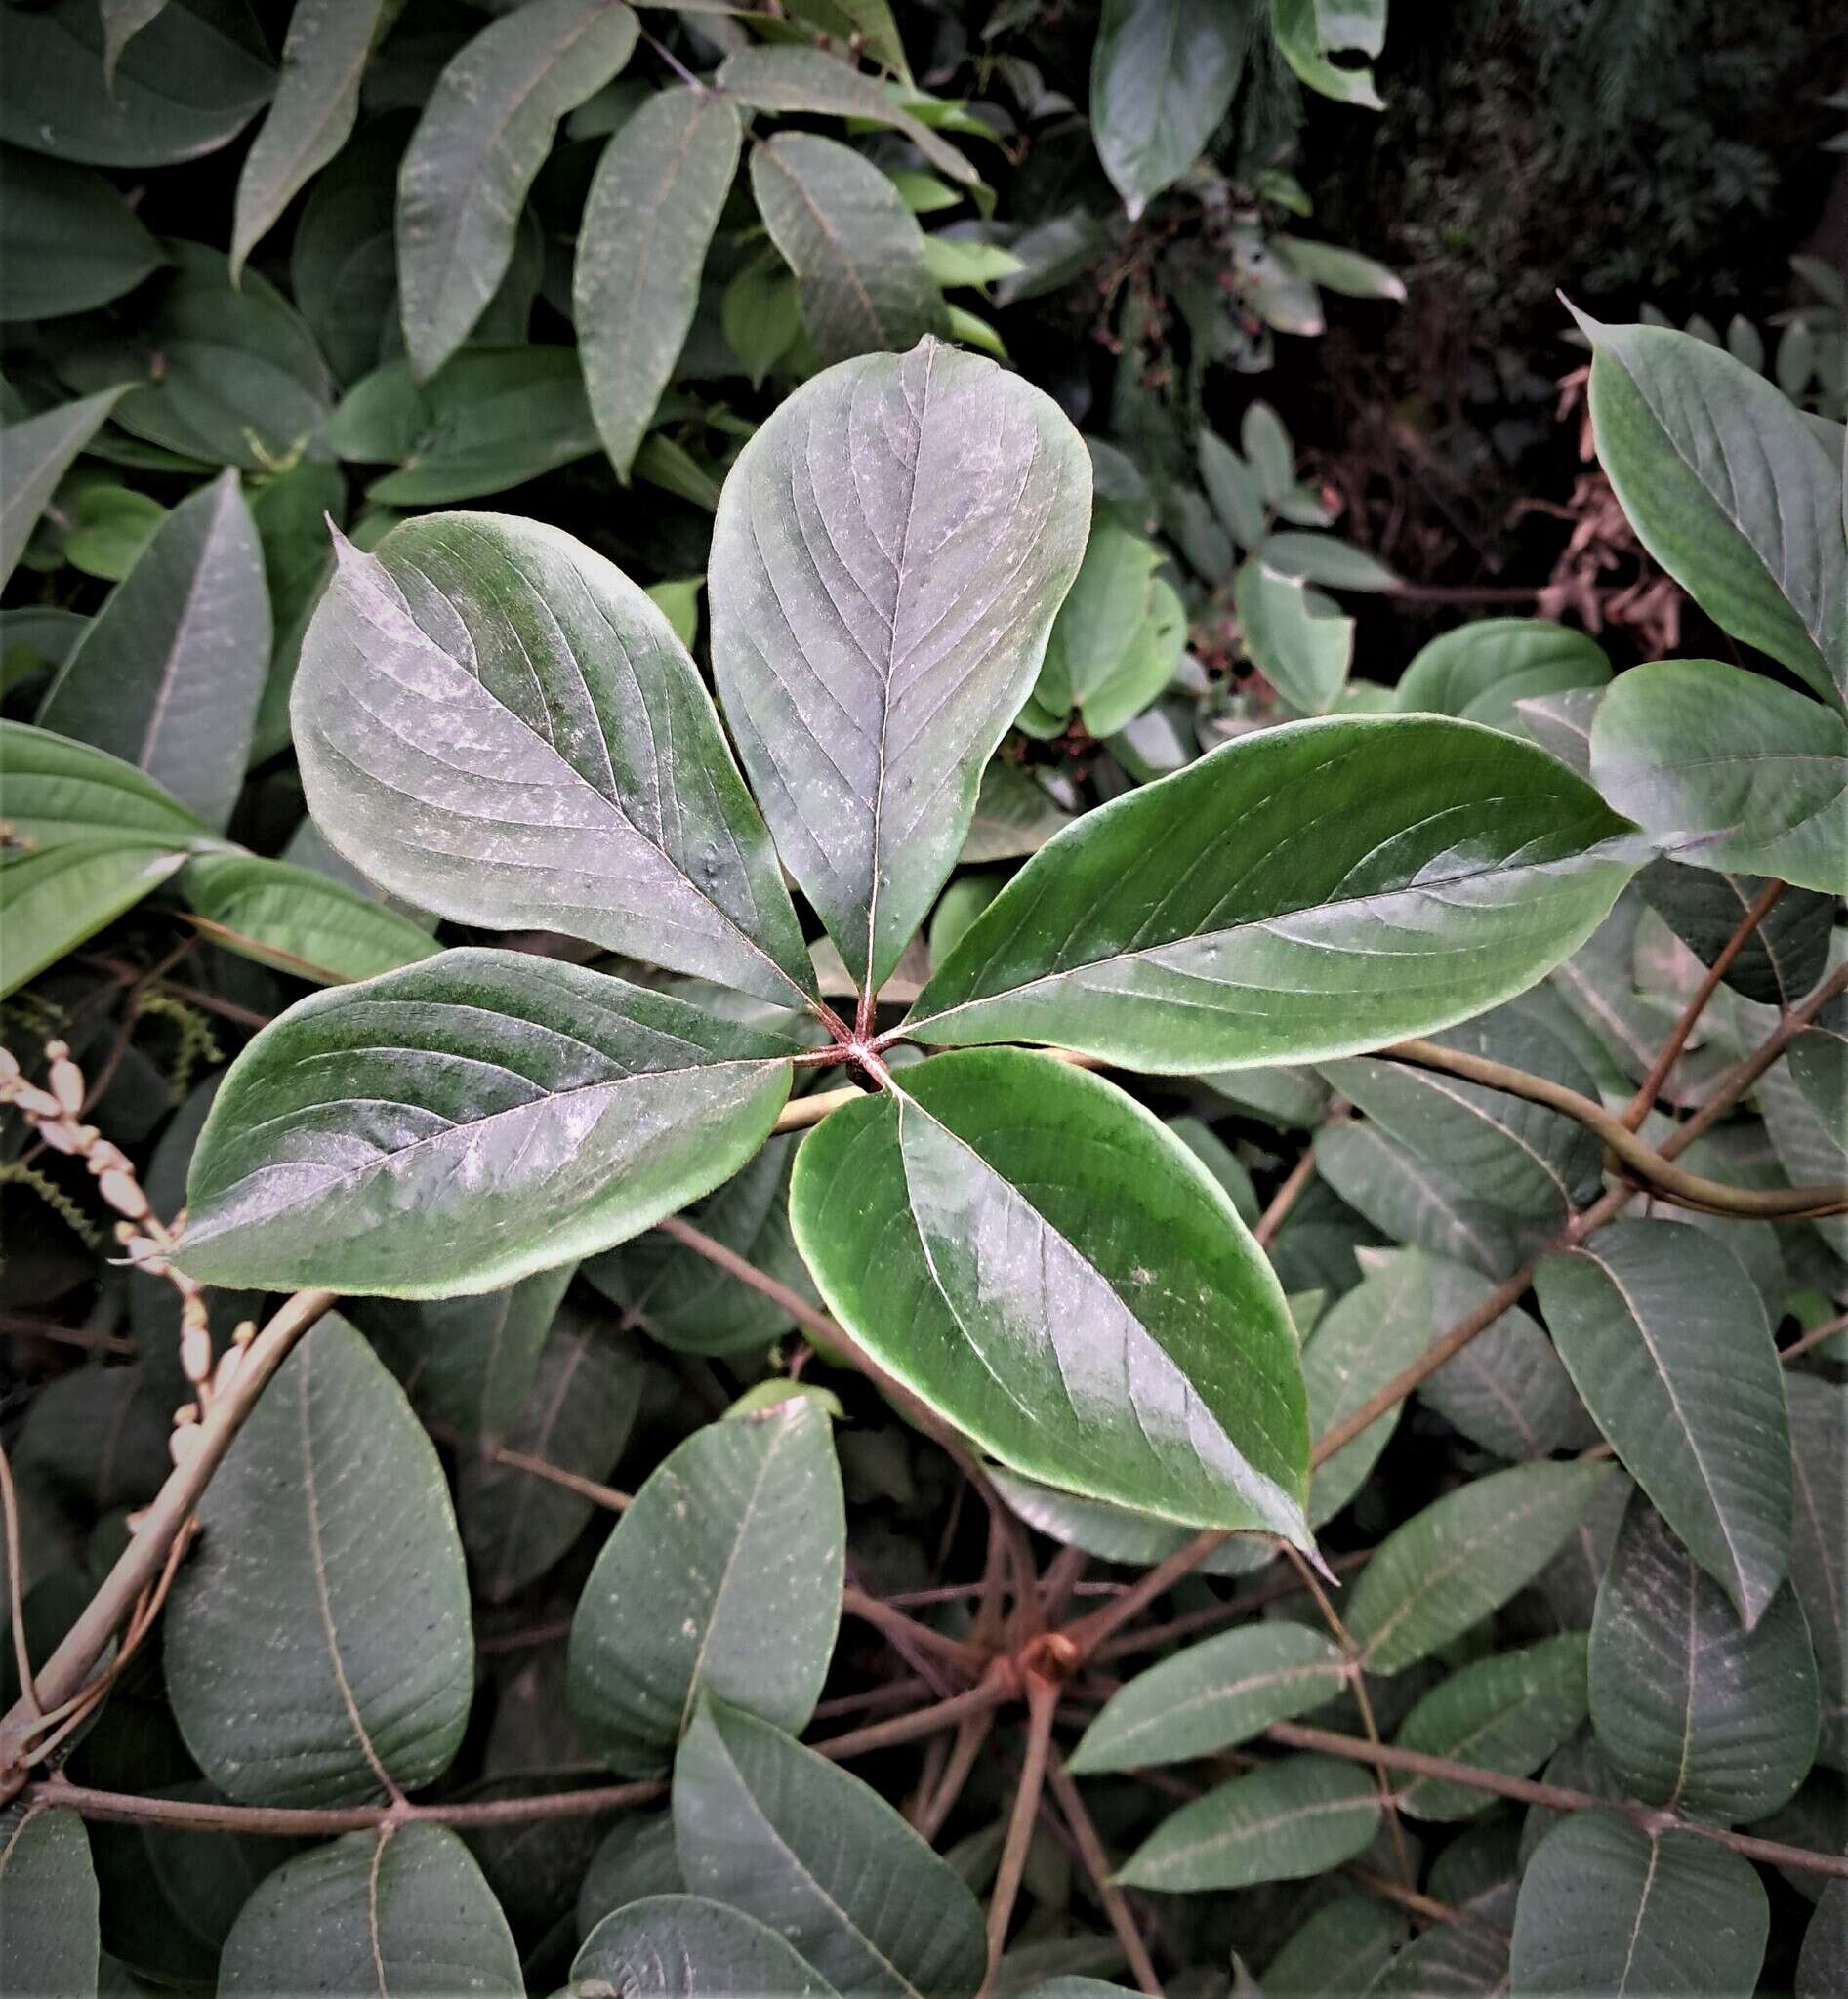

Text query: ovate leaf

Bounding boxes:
[1346,1461,1615,1674]
[908,716,1639,1072]
[1589,1496,1819,1823]
[673,1698,986,1998]
[397,0,639,378]
[1393,1636,1589,1819]
[748,136,947,365]
[38,469,269,831]
[571,1895,842,1999]
[1090,0,1254,218]
[576,89,743,481]
[790,1050,1310,1538]
[0,388,129,589]
[569,1400,844,1775]
[218,1824,521,1995]
[293,513,815,1007]
[0,151,164,319]
[1576,311,1848,701]
[178,950,801,1296]
[1070,1623,1347,1775]
[0,1809,99,1998]
[1589,660,1848,895]
[709,337,1090,992]
[165,1315,473,1806]
[1536,1220,1791,1628]
[1117,1756,1380,1892]
[1235,558,1353,714]
[1510,1815,1768,1997]
[1396,619,1611,735]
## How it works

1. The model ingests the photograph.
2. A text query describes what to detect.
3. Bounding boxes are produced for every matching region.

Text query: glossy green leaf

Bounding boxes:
[909,716,1639,1073]
[1036,518,1164,718]
[1393,1637,1589,1819]
[459,1307,642,1601]
[165,1315,473,1807]
[1346,1461,1616,1673]
[984,1470,1278,1579]
[288,120,420,385]
[38,469,269,832]
[1396,620,1612,735]
[0,150,163,320]
[0,841,189,1000]
[1589,1496,1819,1823]
[229,0,391,278]
[293,513,814,1007]
[1576,311,1848,701]
[397,0,639,378]
[1589,660,1848,895]
[749,136,947,365]
[1787,1378,1848,1773]
[178,950,800,1297]
[1537,1221,1790,1629]
[0,0,273,168]
[569,1400,844,1774]
[1090,0,1253,218]
[790,1050,1310,1537]
[571,1895,842,1999]
[0,1808,100,1998]
[1758,1047,1848,1261]
[576,89,742,481]
[1235,558,1353,714]
[1302,1248,1435,1525]
[1271,0,1384,108]
[1070,1623,1347,1775]
[0,388,129,589]
[179,852,438,983]
[1117,1755,1380,1892]
[710,337,1089,993]
[716,47,977,187]
[1510,1814,1768,1997]
[1199,430,1268,549]
[218,1823,521,1995]
[673,1698,987,1998]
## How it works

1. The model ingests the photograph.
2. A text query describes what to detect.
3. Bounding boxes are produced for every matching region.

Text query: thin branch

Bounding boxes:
[816,1679,1011,1761]
[842,1588,987,1675]
[1253,1145,1319,1247]
[983,1672,1061,1981]
[913,1703,998,1843]
[1046,1751,1165,1997]
[1783,1311,1848,1367]
[0,1448,39,1726]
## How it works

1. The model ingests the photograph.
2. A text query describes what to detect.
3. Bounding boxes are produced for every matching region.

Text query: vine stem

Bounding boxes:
[982,1671,1061,1983]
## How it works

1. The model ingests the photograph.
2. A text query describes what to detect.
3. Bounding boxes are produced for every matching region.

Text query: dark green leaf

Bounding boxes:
[576,89,743,481]
[1393,1636,1588,1819]
[1116,1756,1380,1892]
[397,0,639,378]
[1396,619,1611,735]
[1256,532,1398,593]
[1636,859,1835,1009]
[716,47,977,187]
[0,149,163,319]
[1787,1378,1848,1773]
[0,842,190,1000]
[1798,1880,1848,1999]
[1417,1251,1588,1461]
[674,1698,986,1998]
[571,1894,841,1999]
[907,716,1639,1073]
[293,513,815,1007]
[1315,1114,1531,1280]
[0,387,130,588]
[1261,1897,1405,1999]
[577,1817,683,1943]
[0,1808,100,1998]
[790,1050,1310,1537]
[710,337,1090,992]
[569,1399,844,1774]
[1089,0,1253,218]
[178,949,801,1296]
[38,469,269,832]
[165,1315,473,1806]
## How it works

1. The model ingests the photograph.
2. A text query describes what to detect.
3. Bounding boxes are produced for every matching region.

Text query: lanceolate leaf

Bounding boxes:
[0,844,189,1001]
[1787,1377,1848,1772]
[0,1808,99,1998]
[397,0,639,379]
[709,338,1090,993]
[1090,0,1254,218]
[569,1401,845,1775]
[1589,660,1848,895]
[1589,1496,1819,1823]
[292,513,815,1008]
[1536,1221,1791,1628]
[1575,310,1848,702]
[1117,1756,1381,1893]
[1345,1461,1615,1674]
[790,1050,1310,1538]
[230,0,391,279]
[1070,1623,1347,1775]
[908,716,1639,1073]
[748,137,947,366]
[165,1315,473,1807]
[0,387,129,589]
[179,852,440,983]
[576,89,743,481]
[1510,1815,1769,1998]
[1393,1637,1589,1819]
[218,1824,522,1995]
[177,950,801,1296]
[572,1896,842,1999]
[673,1698,987,1999]
[38,469,270,831]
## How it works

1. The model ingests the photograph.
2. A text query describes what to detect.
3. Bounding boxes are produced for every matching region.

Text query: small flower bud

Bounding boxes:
[0,1049,20,1081]
[48,1056,84,1115]
[231,1319,257,1347]
[181,1294,209,1333]
[86,1140,130,1178]
[35,1118,82,1155]
[99,1169,149,1219]
[181,1327,214,1385]
[12,1084,62,1120]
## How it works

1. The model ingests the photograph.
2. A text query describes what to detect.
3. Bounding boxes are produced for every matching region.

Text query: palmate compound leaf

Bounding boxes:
[164,1315,473,1808]
[175,949,801,1297]
[905,715,1641,1073]
[709,336,1092,998]
[790,1048,1311,1539]
[291,511,816,1011]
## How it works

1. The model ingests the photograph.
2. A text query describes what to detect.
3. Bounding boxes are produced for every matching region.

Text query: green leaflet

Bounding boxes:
[568,1400,844,1774]
[1393,1636,1589,1819]
[908,715,1640,1073]
[1117,1755,1381,1892]
[790,1049,1310,1538]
